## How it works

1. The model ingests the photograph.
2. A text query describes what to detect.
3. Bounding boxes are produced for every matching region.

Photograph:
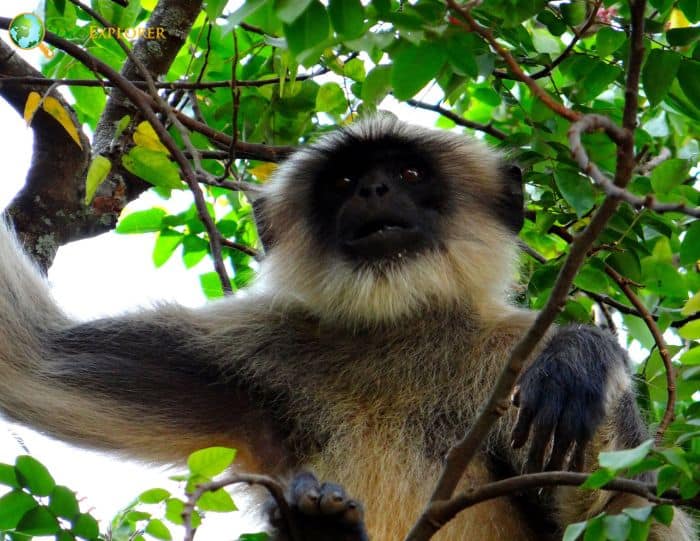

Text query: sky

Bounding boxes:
[0,1,440,537]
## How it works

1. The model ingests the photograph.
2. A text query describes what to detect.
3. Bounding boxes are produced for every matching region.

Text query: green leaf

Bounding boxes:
[122,147,184,190]
[574,265,610,295]
[679,0,700,21]
[596,27,626,57]
[72,512,99,540]
[316,82,346,114]
[187,447,236,477]
[657,464,681,495]
[199,271,226,299]
[116,208,167,234]
[145,519,172,540]
[361,65,392,104]
[642,50,681,106]
[583,515,605,541]
[560,1,587,25]
[446,33,479,78]
[563,521,587,541]
[84,155,112,205]
[164,498,185,525]
[197,488,237,512]
[182,235,209,268]
[283,1,330,61]
[204,0,228,20]
[680,221,700,265]
[16,506,59,536]
[153,229,183,268]
[0,464,19,488]
[575,63,623,102]
[16,455,56,496]
[49,486,79,520]
[274,0,313,23]
[667,26,700,46]
[391,41,447,100]
[328,0,364,39]
[682,292,700,316]
[581,468,615,489]
[0,490,38,530]
[554,167,595,217]
[652,504,674,526]
[138,488,171,504]
[344,58,366,82]
[113,114,131,141]
[650,158,690,193]
[679,319,700,340]
[678,59,700,110]
[239,534,270,541]
[680,347,700,365]
[603,514,631,541]
[599,439,653,471]
[623,506,653,522]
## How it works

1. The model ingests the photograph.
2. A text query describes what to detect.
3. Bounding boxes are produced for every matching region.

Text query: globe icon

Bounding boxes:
[9,13,45,50]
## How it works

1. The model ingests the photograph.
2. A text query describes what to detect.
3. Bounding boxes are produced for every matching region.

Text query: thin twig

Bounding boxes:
[406,100,507,140]
[492,1,603,81]
[446,0,580,122]
[182,474,301,541]
[605,265,676,443]
[422,470,697,532]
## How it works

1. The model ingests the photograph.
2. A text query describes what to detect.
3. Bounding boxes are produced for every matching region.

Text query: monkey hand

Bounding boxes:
[269,471,369,541]
[509,326,628,473]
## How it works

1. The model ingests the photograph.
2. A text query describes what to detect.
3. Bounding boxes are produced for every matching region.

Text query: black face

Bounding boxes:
[310,135,450,263]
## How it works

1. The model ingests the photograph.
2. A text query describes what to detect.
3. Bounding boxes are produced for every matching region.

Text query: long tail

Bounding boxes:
[0,219,278,465]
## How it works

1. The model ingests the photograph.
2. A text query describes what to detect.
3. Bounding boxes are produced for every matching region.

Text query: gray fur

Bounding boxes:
[0,117,695,540]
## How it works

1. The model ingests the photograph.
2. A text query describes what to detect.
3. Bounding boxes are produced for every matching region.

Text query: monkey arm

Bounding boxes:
[500,323,696,540]
[0,219,293,468]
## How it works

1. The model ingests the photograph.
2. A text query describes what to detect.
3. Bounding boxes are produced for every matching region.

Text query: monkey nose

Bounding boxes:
[358,182,389,198]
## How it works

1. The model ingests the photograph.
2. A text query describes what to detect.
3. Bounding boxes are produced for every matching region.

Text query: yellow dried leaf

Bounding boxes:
[42,96,83,149]
[133,121,170,154]
[669,8,691,29]
[249,163,277,182]
[85,156,112,205]
[24,92,41,126]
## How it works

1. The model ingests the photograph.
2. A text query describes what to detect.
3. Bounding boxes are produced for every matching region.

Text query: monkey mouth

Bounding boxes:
[342,220,426,259]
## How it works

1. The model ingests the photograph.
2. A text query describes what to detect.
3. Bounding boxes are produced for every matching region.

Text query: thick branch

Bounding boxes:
[0,40,90,269]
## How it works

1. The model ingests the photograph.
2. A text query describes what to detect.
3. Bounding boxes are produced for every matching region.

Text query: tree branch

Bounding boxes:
[422,470,697,532]
[406,99,507,140]
[446,0,581,122]
[0,40,90,269]
[182,474,301,541]
[604,265,676,443]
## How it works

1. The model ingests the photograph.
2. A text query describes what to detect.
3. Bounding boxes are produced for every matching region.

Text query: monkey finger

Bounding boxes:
[319,482,349,515]
[511,386,521,407]
[544,424,574,472]
[568,440,589,472]
[290,471,322,515]
[524,417,555,473]
[511,406,535,448]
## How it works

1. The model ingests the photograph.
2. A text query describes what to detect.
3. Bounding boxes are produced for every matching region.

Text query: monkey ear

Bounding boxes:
[499,164,525,233]
[252,197,275,252]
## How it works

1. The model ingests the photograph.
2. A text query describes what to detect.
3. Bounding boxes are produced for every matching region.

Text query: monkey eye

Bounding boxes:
[400,167,422,183]
[334,176,354,190]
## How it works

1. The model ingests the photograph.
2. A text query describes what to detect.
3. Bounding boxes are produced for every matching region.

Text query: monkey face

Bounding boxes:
[310,135,449,264]
[254,115,525,323]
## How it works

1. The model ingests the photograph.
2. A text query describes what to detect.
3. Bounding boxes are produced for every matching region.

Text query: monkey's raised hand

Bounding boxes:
[510,326,630,473]
[270,472,368,541]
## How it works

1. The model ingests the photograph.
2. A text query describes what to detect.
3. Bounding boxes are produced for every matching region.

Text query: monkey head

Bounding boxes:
[253,115,524,325]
